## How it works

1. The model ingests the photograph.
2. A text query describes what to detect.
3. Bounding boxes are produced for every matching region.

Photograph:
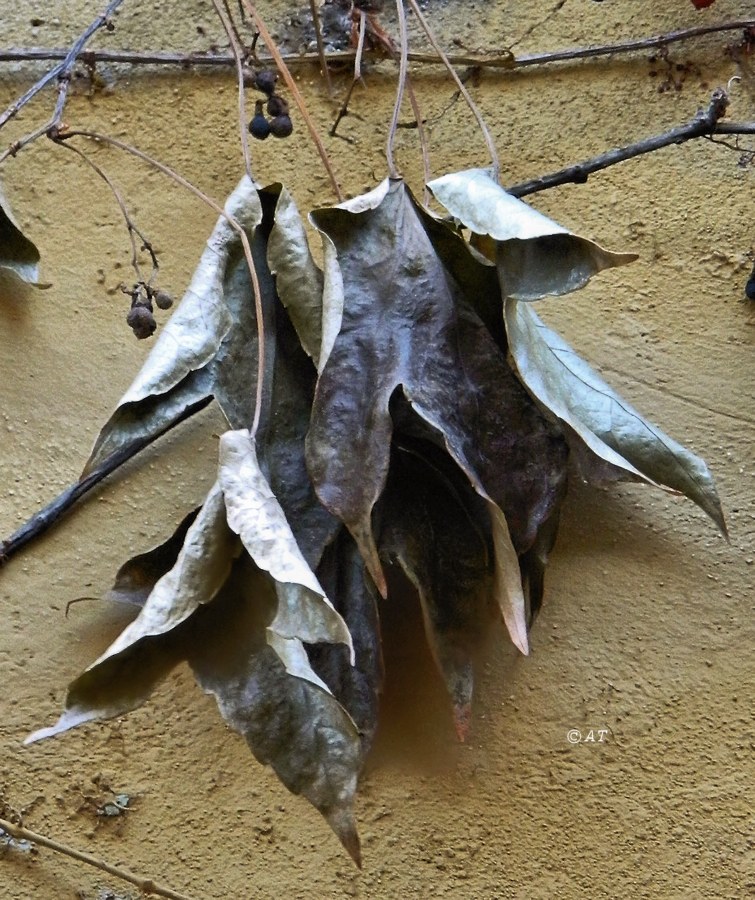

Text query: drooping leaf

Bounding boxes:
[185,554,362,865]
[504,298,726,534]
[26,482,240,741]
[427,168,636,301]
[218,428,352,655]
[106,508,200,607]
[0,181,49,297]
[314,181,392,373]
[380,436,493,740]
[265,183,324,360]
[83,176,266,473]
[83,178,327,476]
[254,288,339,569]
[307,179,569,652]
[310,527,383,756]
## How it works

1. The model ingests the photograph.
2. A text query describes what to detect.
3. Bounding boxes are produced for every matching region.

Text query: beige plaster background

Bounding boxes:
[0,1,753,897]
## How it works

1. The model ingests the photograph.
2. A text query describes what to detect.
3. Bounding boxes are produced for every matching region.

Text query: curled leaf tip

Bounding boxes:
[325,808,362,868]
[454,703,472,743]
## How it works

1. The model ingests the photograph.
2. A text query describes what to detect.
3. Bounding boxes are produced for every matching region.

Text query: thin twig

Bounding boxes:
[55,128,266,438]
[221,0,246,51]
[310,0,333,96]
[0,75,72,164]
[386,0,410,178]
[240,0,343,201]
[507,90,753,197]
[0,817,195,900]
[331,10,367,137]
[513,18,755,68]
[211,0,255,183]
[406,0,499,180]
[0,0,124,130]
[1,20,751,72]
[507,0,568,52]
[61,141,158,285]
[405,73,431,199]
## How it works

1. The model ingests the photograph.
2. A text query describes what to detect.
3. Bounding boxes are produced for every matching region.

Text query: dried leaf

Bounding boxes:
[106,508,199,607]
[254,292,338,569]
[265,183,324,360]
[307,179,568,651]
[504,298,726,534]
[83,176,266,473]
[0,181,49,297]
[427,168,636,301]
[218,428,352,654]
[310,528,383,755]
[186,556,362,864]
[26,483,239,741]
[380,438,493,740]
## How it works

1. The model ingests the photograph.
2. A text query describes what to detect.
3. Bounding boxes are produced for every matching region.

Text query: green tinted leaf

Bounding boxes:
[505,298,726,534]
[428,168,635,301]
[186,555,362,864]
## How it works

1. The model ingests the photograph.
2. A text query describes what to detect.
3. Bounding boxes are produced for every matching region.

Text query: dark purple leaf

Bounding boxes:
[310,528,383,756]
[307,179,568,649]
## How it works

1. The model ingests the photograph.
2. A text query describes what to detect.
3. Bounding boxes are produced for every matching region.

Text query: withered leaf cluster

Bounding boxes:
[26,170,724,863]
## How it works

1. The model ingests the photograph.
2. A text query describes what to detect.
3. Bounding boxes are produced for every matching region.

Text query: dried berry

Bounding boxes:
[126,305,156,339]
[266,94,289,117]
[153,289,174,310]
[255,69,278,95]
[746,275,755,301]
[269,115,293,139]
[249,101,271,140]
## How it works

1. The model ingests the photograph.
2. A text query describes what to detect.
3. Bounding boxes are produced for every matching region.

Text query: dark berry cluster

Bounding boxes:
[124,283,173,340]
[248,69,293,141]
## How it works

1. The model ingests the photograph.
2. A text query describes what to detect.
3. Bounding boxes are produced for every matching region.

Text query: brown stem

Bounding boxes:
[507,90,752,198]
[0,0,125,131]
[211,0,255,184]
[0,817,195,900]
[61,141,158,285]
[55,129,266,439]
[331,10,367,138]
[387,0,410,178]
[310,0,333,96]
[405,0,499,181]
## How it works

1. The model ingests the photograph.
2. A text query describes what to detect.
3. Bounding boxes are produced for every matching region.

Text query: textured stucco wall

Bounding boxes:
[1,2,753,897]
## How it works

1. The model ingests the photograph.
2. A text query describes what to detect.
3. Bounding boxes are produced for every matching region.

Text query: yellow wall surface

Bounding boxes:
[0,2,753,897]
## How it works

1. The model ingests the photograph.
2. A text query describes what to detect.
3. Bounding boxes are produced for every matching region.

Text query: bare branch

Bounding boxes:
[0,397,211,567]
[0,0,124,131]
[0,19,751,73]
[0,817,195,900]
[508,91,753,198]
